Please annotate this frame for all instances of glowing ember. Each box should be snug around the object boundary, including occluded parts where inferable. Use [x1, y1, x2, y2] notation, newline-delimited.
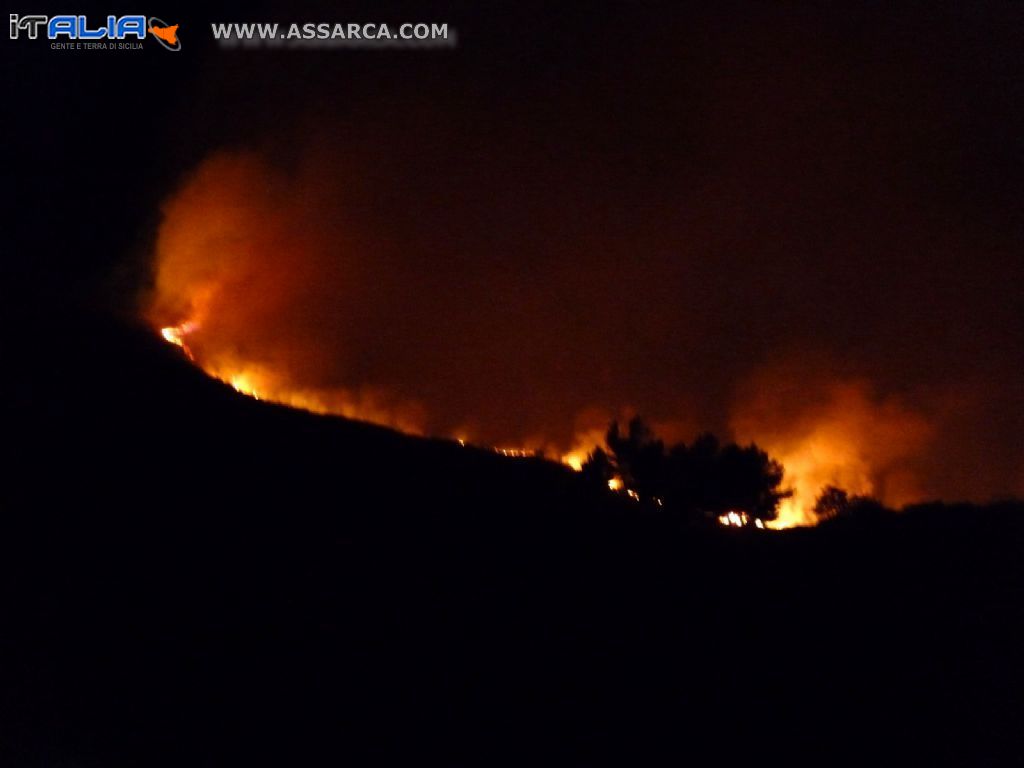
[607, 477, 624, 492]
[562, 452, 586, 472]
[227, 373, 261, 399]
[495, 447, 536, 458]
[718, 510, 750, 528]
[715, 510, 768, 529]
[160, 326, 183, 346]
[159, 321, 198, 360]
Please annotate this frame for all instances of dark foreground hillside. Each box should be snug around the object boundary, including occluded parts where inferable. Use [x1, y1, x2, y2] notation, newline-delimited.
[3, 308, 1022, 766]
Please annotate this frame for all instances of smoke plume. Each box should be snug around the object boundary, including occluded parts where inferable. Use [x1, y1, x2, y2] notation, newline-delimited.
[143, 4, 1024, 523]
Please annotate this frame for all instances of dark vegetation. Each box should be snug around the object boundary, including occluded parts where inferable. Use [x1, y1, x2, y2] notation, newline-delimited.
[583, 416, 791, 524]
[2, 307, 1023, 766]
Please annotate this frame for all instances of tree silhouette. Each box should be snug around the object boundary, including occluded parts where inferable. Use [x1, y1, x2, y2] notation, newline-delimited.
[714, 442, 789, 520]
[584, 418, 791, 524]
[814, 486, 850, 521]
[580, 446, 614, 490]
[606, 417, 665, 499]
[845, 494, 891, 522]
[813, 486, 894, 524]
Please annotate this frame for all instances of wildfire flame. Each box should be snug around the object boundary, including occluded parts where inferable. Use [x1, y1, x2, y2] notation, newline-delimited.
[158, 319, 921, 531]
[148, 154, 935, 531]
[733, 380, 932, 529]
[158, 319, 599, 467]
[716, 510, 765, 529]
[155, 320, 879, 531]
[162, 319, 264, 398]
[562, 452, 587, 472]
[160, 321, 197, 359]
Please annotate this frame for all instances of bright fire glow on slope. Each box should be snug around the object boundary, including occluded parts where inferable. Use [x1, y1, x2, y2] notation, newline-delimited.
[160, 321, 197, 357]
[158, 319, 931, 530]
[733, 380, 933, 528]
[157, 319, 426, 432]
[149, 153, 936, 530]
[158, 319, 925, 529]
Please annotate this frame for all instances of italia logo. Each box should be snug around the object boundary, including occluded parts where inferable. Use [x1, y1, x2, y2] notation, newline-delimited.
[148, 16, 179, 50]
[9, 14, 181, 50]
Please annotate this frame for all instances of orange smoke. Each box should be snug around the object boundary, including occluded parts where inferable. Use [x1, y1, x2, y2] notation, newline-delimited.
[147, 151, 426, 434]
[731, 375, 933, 527]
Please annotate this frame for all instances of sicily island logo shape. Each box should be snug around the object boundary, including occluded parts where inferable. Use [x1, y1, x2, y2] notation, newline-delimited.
[148, 17, 180, 50]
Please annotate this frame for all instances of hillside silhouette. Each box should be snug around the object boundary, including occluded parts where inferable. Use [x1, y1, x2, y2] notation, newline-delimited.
[2, 306, 1022, 766]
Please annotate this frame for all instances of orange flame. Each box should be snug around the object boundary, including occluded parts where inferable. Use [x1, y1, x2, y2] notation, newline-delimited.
[158, 313, 924, 530]
[733, 379, 932, 528]
[149, 153, 934, 527]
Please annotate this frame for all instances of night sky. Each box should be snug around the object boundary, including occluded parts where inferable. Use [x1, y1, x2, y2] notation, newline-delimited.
[7, 2, 1024, 510]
